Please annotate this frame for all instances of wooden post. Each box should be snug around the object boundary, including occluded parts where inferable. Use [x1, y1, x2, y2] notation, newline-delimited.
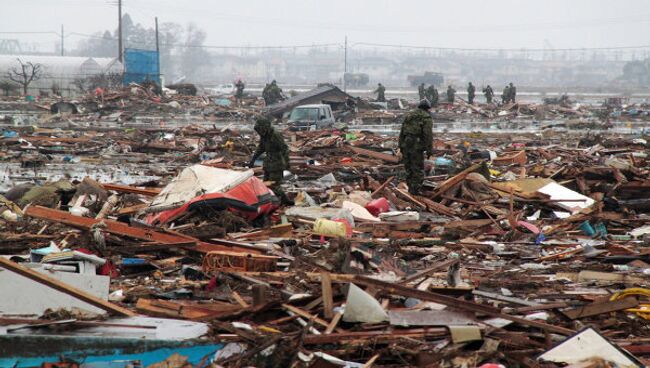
[252, 284, 268, 306]
[321, 272, 333, 319]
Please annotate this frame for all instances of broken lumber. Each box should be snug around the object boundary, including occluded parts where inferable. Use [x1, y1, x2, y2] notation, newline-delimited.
[24, 205, 258, 254]
[352, 275, 574, 335]
[430, 163, 482, 199]
[102, 183, 161, 196]
[562, 297, 639, 320]
[349, 146, 400, 164]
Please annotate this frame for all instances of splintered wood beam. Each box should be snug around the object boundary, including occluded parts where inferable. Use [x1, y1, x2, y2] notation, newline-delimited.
[349, 146, 400, 164]
[24, 205, 257, 254]
[321, 272, 334, 319]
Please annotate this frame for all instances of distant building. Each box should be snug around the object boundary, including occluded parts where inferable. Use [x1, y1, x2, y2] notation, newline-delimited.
[0, 55, 122, 96]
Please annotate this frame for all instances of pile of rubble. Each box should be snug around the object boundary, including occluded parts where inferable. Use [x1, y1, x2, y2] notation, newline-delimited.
[1, 88, 650, 367]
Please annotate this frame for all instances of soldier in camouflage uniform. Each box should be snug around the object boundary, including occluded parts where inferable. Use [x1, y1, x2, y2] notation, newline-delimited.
[483, 85, 494, 104]
[399, 99, 433, 195]
[426, 85, 439, 107]
[501, 85, 510, 104]
[235, 79, 245, 100]
[508, 82, 516, 103]
[418, 83, 426, 100]
[446, 85, 456, 103]
[467, 82, 476, 104]
[374, 83, 386, 102]
[270, 80, 284, 104]
[262, 83, 271, 105]
[249, 117, 291, 204]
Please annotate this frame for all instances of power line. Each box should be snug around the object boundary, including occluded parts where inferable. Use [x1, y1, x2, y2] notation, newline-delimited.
[66, 32, 342, 50]
[353, 42, 650, 53]
[123, 2, 650, 34]
[0, 32, 59, 36]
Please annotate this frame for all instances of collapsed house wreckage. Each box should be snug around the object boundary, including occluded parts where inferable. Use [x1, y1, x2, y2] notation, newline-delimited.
[2, 84, 650, 367]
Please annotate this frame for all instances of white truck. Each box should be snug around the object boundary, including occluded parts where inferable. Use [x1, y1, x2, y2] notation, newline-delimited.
[287, 104, 335, 131]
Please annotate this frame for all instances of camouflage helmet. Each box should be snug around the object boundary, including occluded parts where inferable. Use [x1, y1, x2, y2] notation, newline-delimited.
[418, 98, 431, 110]
[254, 117, 272, 135]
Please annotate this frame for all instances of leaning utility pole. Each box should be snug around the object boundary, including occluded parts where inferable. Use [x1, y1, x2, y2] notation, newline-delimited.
[60, 25, 64, 56]
[343, 36, 348, 92]
[155, 16, 161, 84]
[118, 0, 123, 63]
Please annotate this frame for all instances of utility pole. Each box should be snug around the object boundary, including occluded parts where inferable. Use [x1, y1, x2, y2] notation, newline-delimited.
[155, 16, 161, 85]
[343, 36, 348, 92]
[60, 25, 64, 56]
[118, 0, 123, 63]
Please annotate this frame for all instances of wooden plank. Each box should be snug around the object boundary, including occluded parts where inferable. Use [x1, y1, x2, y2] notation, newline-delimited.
[514, 302, 569, 313]
[352, 275, 574, 335]
[102, 183, 161, 196]
[282, 304, 330, 328]
[117, 203, 149, 215]
[349, 146, 400, 164]
[230, 223, 293, 240]
[399, 259, 458, 285]
[232, 291, 249, 308]
[362, 354, 381, 368]
[321, 272, 334, 319]
[0, 257, 134, 317]
[304, 296, 323, 311]
[430, 163, 482, 199]
[562, 297, 639, 320]
[473, 290, 541, 307]
[303, 328, 448, 344]
[444, 219, 493, 229]
[414, 194, 458, 217]
[394, 188, 426, 209]
[24, 205, 257, 254]
[371, 176, 395, 198]
[325, 311, 342, 334]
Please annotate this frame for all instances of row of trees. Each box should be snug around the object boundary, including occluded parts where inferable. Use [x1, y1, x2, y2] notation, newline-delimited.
[73, 14, 212, 83]
[0, 14, 213, 96]
[620, 59, 650, 86]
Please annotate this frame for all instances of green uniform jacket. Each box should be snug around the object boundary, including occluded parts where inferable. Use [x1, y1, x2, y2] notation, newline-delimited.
[468, 85, 475, 97]
[253, 130, 290, 173]
[399, 108, 433, 155]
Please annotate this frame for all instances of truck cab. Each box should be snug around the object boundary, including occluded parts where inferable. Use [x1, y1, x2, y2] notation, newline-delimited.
[287, 104, 335, 131]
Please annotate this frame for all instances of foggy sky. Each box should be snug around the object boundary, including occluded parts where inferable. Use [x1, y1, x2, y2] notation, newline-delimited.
[3, 0, 650, 53]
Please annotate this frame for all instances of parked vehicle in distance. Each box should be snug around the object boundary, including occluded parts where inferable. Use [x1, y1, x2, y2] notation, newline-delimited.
[287, 104, 335, 131]
[205, 83, 235, 96]
[407, 71, 444, 87]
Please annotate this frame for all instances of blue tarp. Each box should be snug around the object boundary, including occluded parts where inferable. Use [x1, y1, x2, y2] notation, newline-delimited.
[123, 48, 160, 86]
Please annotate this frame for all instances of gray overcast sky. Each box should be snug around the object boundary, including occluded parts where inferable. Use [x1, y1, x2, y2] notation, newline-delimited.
[3, 0, 650, 52]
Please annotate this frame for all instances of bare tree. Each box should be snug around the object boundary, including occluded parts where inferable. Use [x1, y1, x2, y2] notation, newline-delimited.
[7, 58, 43, 95]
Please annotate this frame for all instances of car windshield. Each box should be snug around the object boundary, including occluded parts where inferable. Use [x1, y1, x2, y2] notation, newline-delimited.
[289, 108, 319, 121]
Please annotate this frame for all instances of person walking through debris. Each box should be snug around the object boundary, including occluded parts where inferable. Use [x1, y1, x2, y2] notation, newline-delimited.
[483, 84, 494, 104]
[249, 117, 291, 205]
[418, 83, 426, 100]
[446, 85, 456, 103]
[508, 82, 517, 103]
[426, 85, 439, 106]
[467, 82, 476, 104]
[235, 79, 245, 102]
[267, 80, 284, 105]
[502, 85, 510, 104]
[399, 99, 433, 195]
[374, 83, 386, 102]
[262, 83, 272, 105]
